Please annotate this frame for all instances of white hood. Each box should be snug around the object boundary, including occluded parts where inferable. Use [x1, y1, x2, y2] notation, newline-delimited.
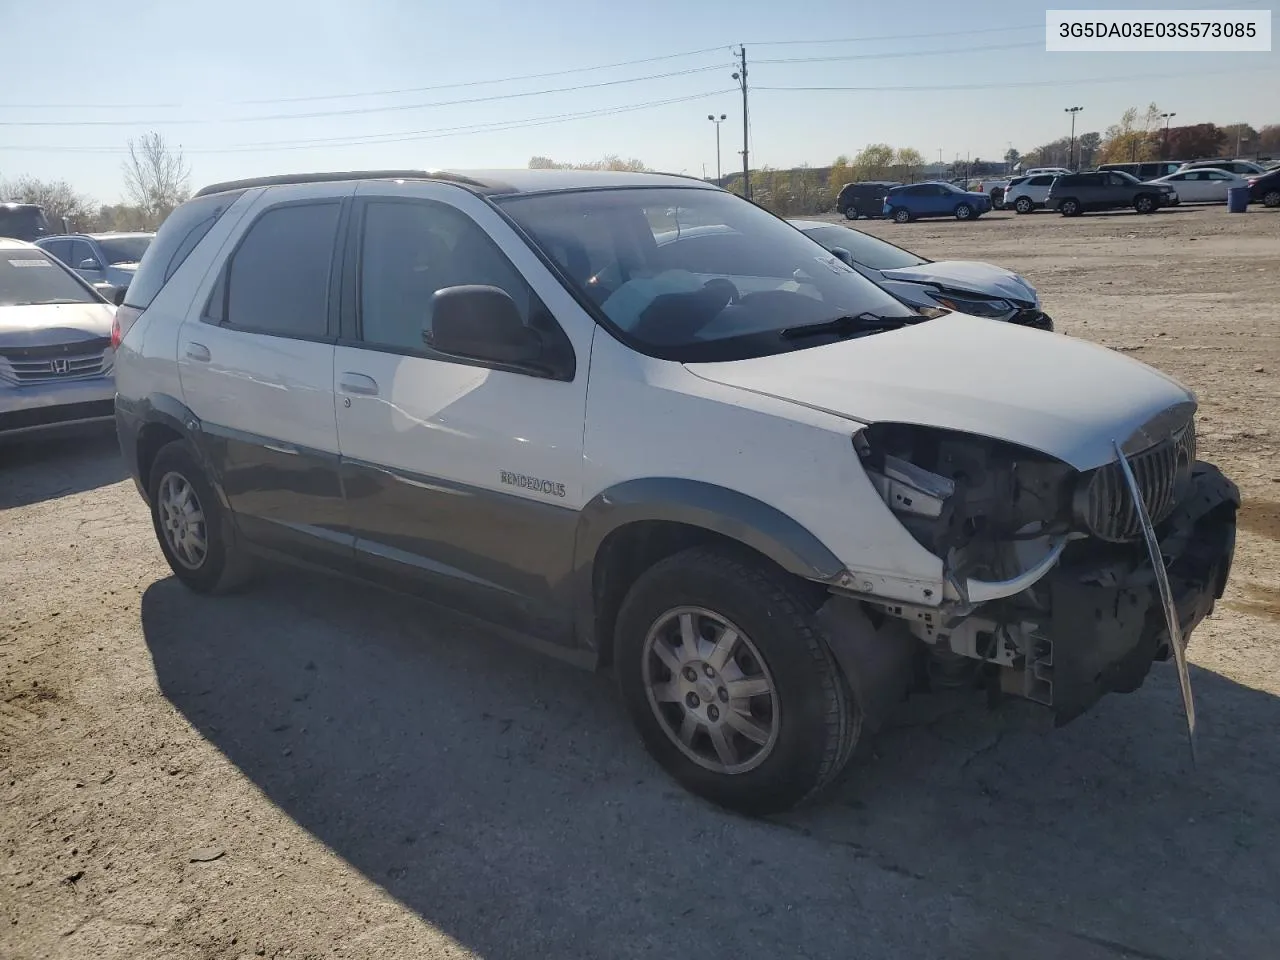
[686, 313, 1194, 471]
[0, 302, 115, 348]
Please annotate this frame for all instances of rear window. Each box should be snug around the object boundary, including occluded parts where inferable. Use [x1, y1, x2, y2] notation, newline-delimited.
[123, 191, 244, 309]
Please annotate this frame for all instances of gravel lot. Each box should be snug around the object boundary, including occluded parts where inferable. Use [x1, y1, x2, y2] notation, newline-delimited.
[2, 203, 1278, 960]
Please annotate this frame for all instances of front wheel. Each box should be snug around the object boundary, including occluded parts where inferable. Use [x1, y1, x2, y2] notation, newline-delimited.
[1059, 198, 1081, 217]
[892, 207, 911, 223]
[1014, 196, 1034, 214]
[1262, 189, 1280, 208]
[1134, 194, 1157, 214]
[616, 548, 860, 815]
[843, 206, 859, 220]
[954, 203, 974, 221]
[148, 440, 253, 594]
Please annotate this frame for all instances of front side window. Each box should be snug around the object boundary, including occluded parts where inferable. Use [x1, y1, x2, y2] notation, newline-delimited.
[358, 199, 555, 354]
[798, 225, 927, 271]
[221, 202, 340, 338]
[499, 186, 916, 362]
[69, 240, 100, 269]
[96, 236, 152, 265]
[0, 249, 99, 306]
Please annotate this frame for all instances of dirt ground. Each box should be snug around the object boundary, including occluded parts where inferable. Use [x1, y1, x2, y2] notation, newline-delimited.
[2, 203, 1278, 960]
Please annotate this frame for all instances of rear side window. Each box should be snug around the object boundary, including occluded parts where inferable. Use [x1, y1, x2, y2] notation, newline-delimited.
[123, 191, 244, 309]
[1030, 176, 1054, 186]
[218, 202, 340, 339]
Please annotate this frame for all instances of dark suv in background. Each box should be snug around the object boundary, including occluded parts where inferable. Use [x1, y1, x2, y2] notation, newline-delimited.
[1047, 171, 1176, 216]
[835, 181, 900, 220]
[0, 202, 53, 242]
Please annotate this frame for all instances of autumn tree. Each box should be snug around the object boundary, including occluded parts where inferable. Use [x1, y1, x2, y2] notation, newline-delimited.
[1220, 122, 1259, 156]
[122, 132, 191, 228]
[1077, 132, 1102, 168]
[1099, 104, 1162, 163]
[1257, 125, 1280, 156]
[893, 147, 924, 181]
[849, 143, 896, 180]
[527, 155, 648, 171]
[0, 176, 93, 230]
[1165, 124, 1226, 161]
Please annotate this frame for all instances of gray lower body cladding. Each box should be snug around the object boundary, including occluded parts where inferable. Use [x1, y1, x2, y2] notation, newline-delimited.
[1023, 462, 1238, 724]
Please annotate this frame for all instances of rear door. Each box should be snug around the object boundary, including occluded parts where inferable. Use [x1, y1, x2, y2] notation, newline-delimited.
[176, 185, 351, 563]
[331, 182, 591, 643]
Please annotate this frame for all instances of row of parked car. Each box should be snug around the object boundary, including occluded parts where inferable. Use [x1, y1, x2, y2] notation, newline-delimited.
[837, 158, 1280, 222]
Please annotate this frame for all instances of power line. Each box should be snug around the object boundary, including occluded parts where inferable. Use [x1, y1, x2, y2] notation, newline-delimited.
[0, 63, 732, 127]
[0, 90, 736, 155]
[755, 40, 1041, 64]
[747, 23, 1041, 45]
[757, 64, 1278, 94]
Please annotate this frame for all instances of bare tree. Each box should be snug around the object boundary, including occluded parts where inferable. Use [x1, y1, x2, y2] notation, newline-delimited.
[122, 132, 191, 228]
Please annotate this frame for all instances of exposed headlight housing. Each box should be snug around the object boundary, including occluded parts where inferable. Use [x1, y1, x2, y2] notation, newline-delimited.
[932, 293, 1014, 319]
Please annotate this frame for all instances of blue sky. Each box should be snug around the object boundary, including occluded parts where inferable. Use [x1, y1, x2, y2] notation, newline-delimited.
[2, 0, 1277, 202]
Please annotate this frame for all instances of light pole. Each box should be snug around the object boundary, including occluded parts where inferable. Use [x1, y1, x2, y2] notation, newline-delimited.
[1236, 128, 1249, 158]
[1064, 106, 1083, 170]
[1160, 112, 1176, 159]
[707, 113, 727, 183]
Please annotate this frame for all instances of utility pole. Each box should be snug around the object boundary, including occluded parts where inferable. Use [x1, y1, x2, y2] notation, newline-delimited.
[1064, 106, 1083, 170]
[1159, 112, 1176, 159]
[733, 47, 750, 200]
[708, 113, 727, 183]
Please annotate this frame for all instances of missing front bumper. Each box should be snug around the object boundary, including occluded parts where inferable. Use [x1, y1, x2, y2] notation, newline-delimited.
[1025, 462, 1238, 725]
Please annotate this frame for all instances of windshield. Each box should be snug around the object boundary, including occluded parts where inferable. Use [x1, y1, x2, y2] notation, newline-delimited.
[499, 187, 917, 361]
[0, 206, 52, 242]
[96, 235, 152, 265]
[0, 249, 98, 306]
[797, 224, 927, 271]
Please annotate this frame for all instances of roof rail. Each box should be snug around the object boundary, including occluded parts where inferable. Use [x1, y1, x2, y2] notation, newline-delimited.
[193, 169, 490, 198]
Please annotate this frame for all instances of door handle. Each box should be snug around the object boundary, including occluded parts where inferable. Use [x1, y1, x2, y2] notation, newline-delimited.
[185, 342, 211, 363]
[339, 373, 379, 396]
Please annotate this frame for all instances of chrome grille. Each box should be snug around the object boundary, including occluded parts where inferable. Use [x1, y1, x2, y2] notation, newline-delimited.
[1077, 420, 1196, 542]
[0, 338, 111, 385]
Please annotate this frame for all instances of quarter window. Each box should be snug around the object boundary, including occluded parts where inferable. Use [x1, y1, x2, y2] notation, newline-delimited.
[222, 202, 340, 338]
[357, 200, 550, 355]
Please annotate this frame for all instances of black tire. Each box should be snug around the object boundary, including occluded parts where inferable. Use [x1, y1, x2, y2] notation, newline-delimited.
[1014, 196, 1033, 214]
[891, 207, 911, 223]
[954, 203, 974, 221]
[1059, 198, 1081, 217]
[1263, 189, 1280, 208]
[843, 206, 859, 220]
[148, 440, 253, 594]
[615, 547, 860, 816]
[1134, 194, 1157, 214]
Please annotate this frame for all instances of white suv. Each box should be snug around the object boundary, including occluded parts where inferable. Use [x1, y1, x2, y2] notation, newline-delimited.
[1005, 173, 1059, 213]
[114, 170, 1239, 814]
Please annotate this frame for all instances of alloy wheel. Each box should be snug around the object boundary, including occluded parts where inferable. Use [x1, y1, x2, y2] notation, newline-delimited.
[158, 471, 208, 570]
[641, 606, 780, 775]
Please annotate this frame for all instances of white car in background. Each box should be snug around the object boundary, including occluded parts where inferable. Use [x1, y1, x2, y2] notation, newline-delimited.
[0, 239, 117, 439]
[1020, 167, 1073, 178]
[1004, 173, 1059, 213]
[1147, 169, 1248, 204]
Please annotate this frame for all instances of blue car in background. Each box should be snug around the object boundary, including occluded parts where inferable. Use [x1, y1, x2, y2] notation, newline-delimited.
[882, 181, 991, 223]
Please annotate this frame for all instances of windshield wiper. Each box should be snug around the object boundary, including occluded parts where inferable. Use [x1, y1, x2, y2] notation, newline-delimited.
[780, 312, 911, 340]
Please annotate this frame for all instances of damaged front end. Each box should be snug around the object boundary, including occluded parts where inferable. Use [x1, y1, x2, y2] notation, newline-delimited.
[849, 414, 1239, 725]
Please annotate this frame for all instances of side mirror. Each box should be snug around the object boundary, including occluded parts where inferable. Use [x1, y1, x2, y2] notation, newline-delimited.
[78, 258, 101, 271]
[829, 246, 855, 267]
[427, 285, 541, 367]
[112, 287, 127, 307]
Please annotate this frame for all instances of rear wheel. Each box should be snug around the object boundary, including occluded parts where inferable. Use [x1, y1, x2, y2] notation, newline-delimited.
[1059, 198, 1081, 217]
[1014, 196, 1034, 214]
[892, 207, 911, 223]
[148, 440, 252, 594]
[616, 548, 860, 815]
[1134, 194, 1157, 214]
[954, 203, 974, 221]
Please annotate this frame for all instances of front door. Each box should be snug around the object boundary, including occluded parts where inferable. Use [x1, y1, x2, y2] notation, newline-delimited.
[177, 187, 351, 563]
[332, 183, 592, 644]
